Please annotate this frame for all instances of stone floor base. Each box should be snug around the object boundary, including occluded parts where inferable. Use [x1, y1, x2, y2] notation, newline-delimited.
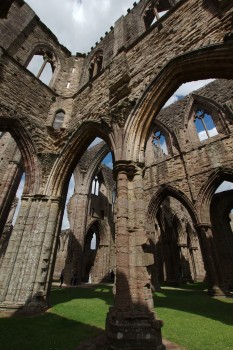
[75, 334, 185, 350]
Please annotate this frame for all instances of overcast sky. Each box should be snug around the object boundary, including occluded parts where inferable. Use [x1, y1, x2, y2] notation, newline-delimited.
[25, 0, 134, 54]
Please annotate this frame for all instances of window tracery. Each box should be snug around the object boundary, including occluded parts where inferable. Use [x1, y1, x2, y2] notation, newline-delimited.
[152, 130, 169, 156]
[194, 109, 218, 141]
[26, 49, 55, 86]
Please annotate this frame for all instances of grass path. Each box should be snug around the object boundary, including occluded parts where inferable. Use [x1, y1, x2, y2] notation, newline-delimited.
[0, 283, 232, 350]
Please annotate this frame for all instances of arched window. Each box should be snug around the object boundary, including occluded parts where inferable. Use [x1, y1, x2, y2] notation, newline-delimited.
[90, 232, 97, 250]
[91, 176, 99, 195]
[152, 130, 169, 156]
[194, 109, 218, 141]
[53, 110, 65, 130]
[27, 50, 54, 85]
[89, 51, 103, 80]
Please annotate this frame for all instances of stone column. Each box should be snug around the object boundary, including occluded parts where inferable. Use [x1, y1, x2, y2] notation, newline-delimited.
[0, 133, 23, 236]
[106, 162, 165, 350]
[0, 194, 63, 313]
[195, 223, 227, 295]
[67, 191, 89, 284]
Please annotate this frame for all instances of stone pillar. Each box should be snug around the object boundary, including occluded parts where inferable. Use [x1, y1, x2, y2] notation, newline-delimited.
[106, 162, 165, 350]
[67, 191, 89, 284]
[0, 133, 23, 236]
[195, 223, 227, 295]
[0, 195, 63, 313]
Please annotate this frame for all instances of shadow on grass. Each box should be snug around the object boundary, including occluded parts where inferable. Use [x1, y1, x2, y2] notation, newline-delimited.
[0, 284, 114, 350]
[154, 282, 233, 326]
[0, 312, 104, 350]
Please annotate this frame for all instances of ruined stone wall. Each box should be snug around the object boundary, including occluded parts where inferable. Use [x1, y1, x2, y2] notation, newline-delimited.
[144, 79, 233, 204]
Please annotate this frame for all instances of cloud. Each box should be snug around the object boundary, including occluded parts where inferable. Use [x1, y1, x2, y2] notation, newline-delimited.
[215, 181, 233, 193]
[163, 79, 215, 108]
[25, 0, 134, 53]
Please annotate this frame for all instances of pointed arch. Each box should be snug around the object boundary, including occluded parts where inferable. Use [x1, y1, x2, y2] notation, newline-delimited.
[45, 121, 115, 197]
[85, 219, 108, 245]
[24, 43, 61, 88]
[182, 93, 230, 144]
[146, 185, 199, 232]
[124, 43, 233, 163]
[0, 104, 40, 194]
[196, 167, 233, 223]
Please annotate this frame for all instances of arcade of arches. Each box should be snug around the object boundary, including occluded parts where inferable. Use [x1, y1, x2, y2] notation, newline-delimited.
[0, 1, 233, 349]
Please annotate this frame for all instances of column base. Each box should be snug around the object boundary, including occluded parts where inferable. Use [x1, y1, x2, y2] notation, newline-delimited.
[106, 307, 166, 350]
[0, 294, 49, 315]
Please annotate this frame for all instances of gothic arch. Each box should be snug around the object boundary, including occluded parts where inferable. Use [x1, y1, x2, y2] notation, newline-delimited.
[124, 43, 233, 163]
[147, 118, 179, 159]
[24, 43, 61, 87]
[85, 219, 108, 245]
[74, 142, 110, 193]
[146, 185, 199, 231]
[183, 93, 230, 143]
[45, 121, 115, 197]
[196, 167, 233, 224]
[0, 105, 40, 194]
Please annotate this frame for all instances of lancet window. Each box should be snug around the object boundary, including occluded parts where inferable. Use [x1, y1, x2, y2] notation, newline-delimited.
[91, 176, 100, 195]
[194, 109, 218, 141]
[152, 130, 169, 156]
[53, 110, 65, 130]
[27, 50, 54, 85]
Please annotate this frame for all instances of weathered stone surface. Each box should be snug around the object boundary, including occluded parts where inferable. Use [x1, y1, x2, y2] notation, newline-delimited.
[0, 0, 233, 349]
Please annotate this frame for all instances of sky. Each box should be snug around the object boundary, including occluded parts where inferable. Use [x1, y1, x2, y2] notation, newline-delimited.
[12, 1, 230, 228]
[25, 0, 135, 54]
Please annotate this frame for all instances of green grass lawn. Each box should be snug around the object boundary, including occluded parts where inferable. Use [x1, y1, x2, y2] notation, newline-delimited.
[0, 283, 232, 350]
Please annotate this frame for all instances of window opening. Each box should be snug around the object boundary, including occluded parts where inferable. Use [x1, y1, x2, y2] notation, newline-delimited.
[27, 53, 53, 85]
[91, 176, 99, 195]
[90, 233, 97, 250]
[194, 109, 218, 141]
[143, 1, 169, 29]
[53, 110, 65, 130]
[89, 51, 103, 80]
[153, 130, 168, 156]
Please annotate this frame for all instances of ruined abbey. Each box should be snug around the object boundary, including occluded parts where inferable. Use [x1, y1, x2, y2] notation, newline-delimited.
[0, 0, 233, 349]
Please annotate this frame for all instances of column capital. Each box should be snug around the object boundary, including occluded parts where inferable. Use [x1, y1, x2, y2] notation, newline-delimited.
[113, 160, 144, 180]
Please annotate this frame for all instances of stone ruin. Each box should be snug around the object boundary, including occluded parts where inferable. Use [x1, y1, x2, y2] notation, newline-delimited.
[0, 0, 233, 349]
